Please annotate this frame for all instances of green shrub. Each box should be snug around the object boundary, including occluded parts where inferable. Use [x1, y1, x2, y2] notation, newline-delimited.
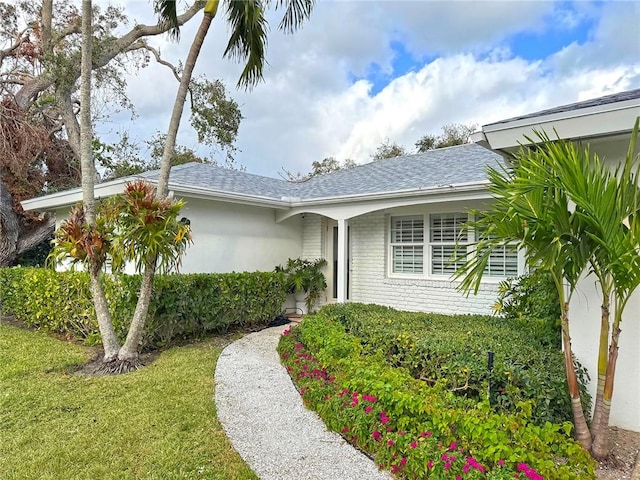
[317, 303, 588, 426]
[0, 267, 286, 348]
[494, 271, 561, 347]
[278, 312, 595, 480]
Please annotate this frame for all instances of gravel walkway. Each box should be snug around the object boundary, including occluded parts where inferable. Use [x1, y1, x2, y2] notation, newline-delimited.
[214, 324, 393, 480]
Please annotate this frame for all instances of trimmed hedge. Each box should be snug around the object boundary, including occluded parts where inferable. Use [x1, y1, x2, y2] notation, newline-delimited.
[0, 267, 286, 348]
[317, 303, 589, 426]
[278, 309, 596, 479]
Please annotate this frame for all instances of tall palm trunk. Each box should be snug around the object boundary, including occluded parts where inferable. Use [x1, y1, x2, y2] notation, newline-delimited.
[80, 0, 120, 360]
[560, 301, 592, 450]
[591, 308, 623, 459]
[590, 292, 611, 441]
[156, 0, 219, 199]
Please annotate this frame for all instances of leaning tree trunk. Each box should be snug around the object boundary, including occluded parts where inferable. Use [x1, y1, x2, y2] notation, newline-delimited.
[79, 0, 121, 360]
[591, 314, 622, 460]
[116, 257, 157, 370]
[156, 2, 218, 199]
[560, 303, 592, 451]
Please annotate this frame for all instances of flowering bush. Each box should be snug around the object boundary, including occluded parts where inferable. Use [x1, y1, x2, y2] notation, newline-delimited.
[278, 313, 595, 480]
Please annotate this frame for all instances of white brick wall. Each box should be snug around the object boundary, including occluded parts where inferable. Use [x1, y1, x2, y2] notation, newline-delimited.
[349, 211, 498, 315]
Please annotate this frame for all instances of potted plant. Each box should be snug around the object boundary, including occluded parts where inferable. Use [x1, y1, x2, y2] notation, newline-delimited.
[276, 258, 327, 312]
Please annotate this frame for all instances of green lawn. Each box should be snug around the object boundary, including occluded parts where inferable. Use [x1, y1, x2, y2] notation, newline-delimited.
[0, 322, 257, 480]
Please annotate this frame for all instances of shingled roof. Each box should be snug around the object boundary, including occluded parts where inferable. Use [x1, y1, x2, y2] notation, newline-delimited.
[485, 88, 640, 126]
[141, 143, 503, 203]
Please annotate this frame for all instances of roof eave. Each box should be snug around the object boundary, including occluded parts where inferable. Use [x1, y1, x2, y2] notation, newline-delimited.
[480, 98, 640, 151]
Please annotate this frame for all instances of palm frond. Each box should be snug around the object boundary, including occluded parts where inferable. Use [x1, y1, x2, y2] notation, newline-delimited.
[153, 0, 182, 41]
[223, 0, 268, 90]
[273, 0, 314, 33]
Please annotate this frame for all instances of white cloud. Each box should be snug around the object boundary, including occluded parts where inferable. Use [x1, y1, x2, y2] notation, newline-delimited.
[101, 0, 640, 177]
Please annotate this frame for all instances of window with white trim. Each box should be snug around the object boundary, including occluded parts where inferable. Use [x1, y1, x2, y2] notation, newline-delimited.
[389, 213, 520, 278]
[430, 212, 468, 275]
[390, 216, 424, 274]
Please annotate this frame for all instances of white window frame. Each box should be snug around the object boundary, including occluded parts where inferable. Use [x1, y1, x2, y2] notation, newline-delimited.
[389, 215, 424, 275]
[388, 212, 522, 280]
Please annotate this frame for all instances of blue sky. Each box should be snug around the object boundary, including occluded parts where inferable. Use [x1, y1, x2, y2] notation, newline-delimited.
[109, 0, 640, 177]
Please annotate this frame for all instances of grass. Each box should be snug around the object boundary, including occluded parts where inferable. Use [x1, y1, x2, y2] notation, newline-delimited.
[0, 322, 258, 480]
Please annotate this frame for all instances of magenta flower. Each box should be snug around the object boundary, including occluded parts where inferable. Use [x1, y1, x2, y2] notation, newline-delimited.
[448, 442, 457, 451]
[498, 459, 505, 466]
[400, 457, 407, 466]
[427, 461, 434, 469]
[387, 439, 394, 446]
[295, 343, 303, 350]
[410, 441, 417, 449]
[364, 406, 372, 414]
[372, 430, 381, 441]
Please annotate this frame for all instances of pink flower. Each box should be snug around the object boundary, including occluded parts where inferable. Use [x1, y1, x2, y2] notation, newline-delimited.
[420, 431, 433, 437]
[282, 328, 291, 335]
[372, 430, 381, 441]
[444, 462, 451, 470]
[448, 442, 457, 451]
[398, 430, 405, 436]
[427, 461, 434, 469]
[498, 459, 505, 466]
[341, 427, 349, 433]
[400, 457, 407, 466]
[364, 406, 372, 414]
[387, 439, 394, 446]
[391, 465, 399, 473]
[295, 343, 303, 350]
[410, 441, 417, 449]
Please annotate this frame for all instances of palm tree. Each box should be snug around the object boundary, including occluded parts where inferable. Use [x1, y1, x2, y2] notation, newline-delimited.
[109, 0, 315, 368]
[456, 119, 640, 458]
[155, 0, 315, 198]
[455, 148, 593, 450]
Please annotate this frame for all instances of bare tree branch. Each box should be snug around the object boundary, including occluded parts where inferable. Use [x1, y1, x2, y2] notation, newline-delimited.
[131, 42, 182, 83]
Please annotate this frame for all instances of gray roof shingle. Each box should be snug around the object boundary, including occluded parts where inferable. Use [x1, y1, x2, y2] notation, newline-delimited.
[141, 143, 503, 203]
[486, 88, 640, 126]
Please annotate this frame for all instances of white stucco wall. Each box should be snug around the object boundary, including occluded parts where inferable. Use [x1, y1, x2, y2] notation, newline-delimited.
[54, 198, 303, 274]
[178, 198, 302, 273]
[347, 209, 499, 315]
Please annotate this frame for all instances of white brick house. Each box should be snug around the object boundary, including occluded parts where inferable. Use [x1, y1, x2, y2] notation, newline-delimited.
[22, 88, 640, 431]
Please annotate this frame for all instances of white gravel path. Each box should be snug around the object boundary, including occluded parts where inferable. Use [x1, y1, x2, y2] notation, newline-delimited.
[214, 324, 393, 480]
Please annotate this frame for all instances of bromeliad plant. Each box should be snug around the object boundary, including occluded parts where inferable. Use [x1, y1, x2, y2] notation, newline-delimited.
[50, 180, 191, 372]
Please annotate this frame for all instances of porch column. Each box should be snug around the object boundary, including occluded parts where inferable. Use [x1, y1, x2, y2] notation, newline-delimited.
[336, 218, 348, 303]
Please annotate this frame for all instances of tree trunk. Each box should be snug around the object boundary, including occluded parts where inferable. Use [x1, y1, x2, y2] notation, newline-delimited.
[89, 270, 120, 361]
[590, 298, 611, 440]
[118, 257, 157, 365]
[79, 0, 95, 225]
[0, 180, 20, 266]
[156, 9, 215, 199]
[561, 303, 592, 450]
[591, 317, 622, 460]
[79, 0, 121, 359]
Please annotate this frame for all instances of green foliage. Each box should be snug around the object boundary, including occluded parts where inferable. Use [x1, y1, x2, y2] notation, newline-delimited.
[415, 122, 477, 152]
[0, 267, 286, 349]
[314, 303, 589, 426]
[371, 139, 407, 161]
[494, 271, 561, 347]
[276, 258, 327, 311]
[279, 309, 595, 479]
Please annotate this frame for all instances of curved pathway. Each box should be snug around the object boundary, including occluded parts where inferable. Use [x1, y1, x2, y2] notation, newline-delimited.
[214, 324, 392, 480]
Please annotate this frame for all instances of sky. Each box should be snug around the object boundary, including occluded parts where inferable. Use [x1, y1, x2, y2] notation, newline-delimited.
[96, 0, 640, 178]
